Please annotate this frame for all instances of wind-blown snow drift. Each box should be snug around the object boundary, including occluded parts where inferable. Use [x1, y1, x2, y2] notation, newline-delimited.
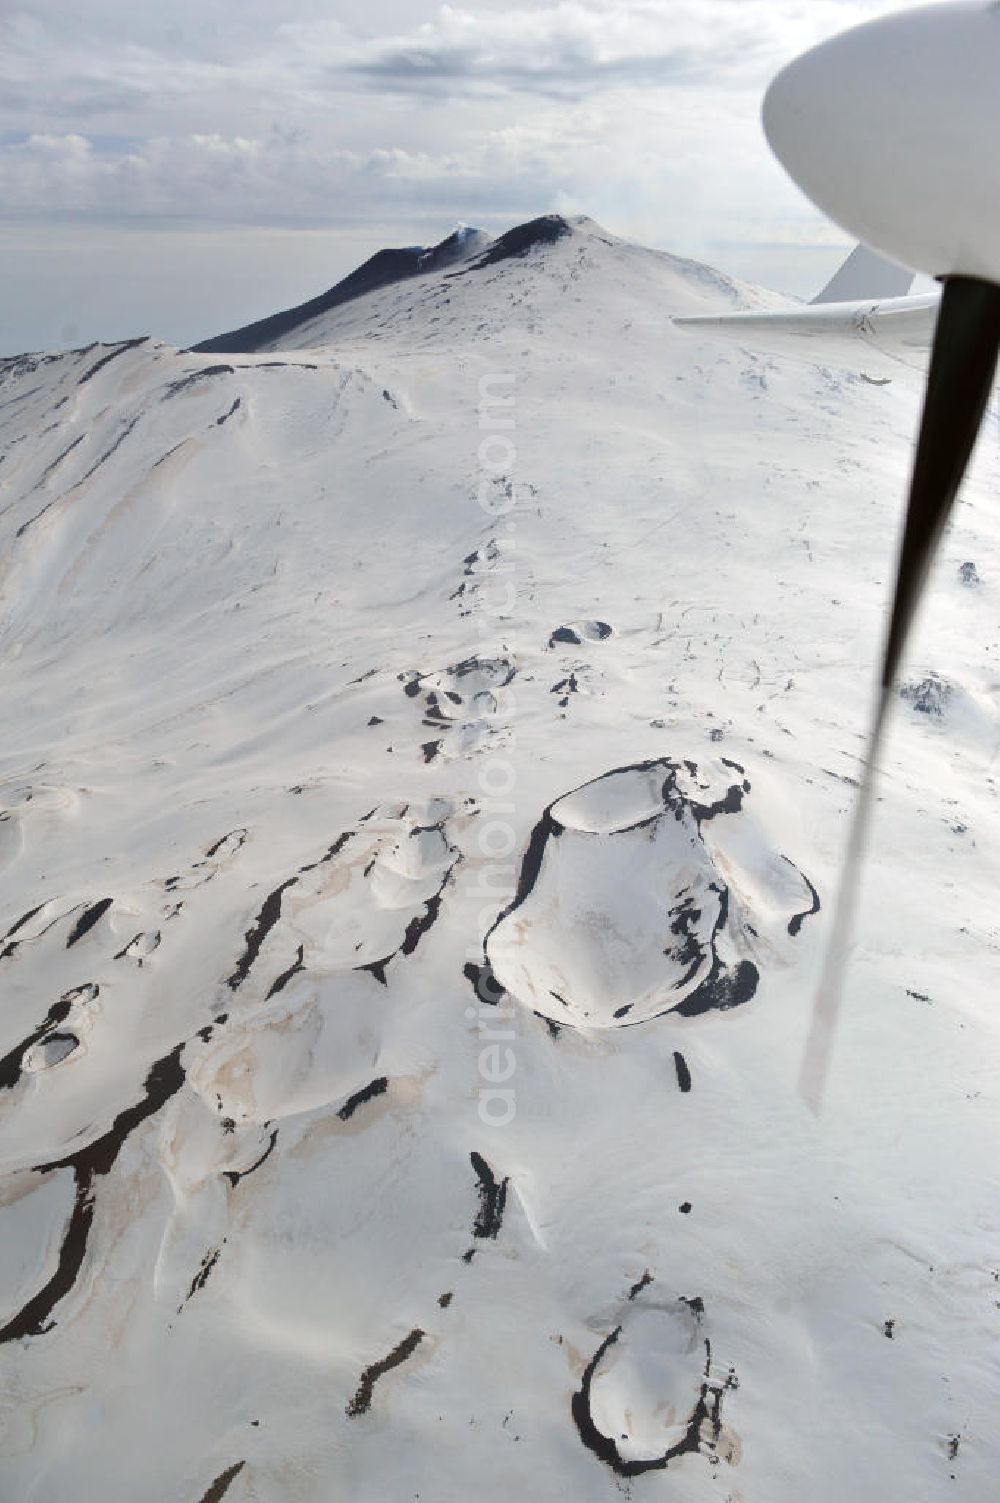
[2, 215, 1000, 1502]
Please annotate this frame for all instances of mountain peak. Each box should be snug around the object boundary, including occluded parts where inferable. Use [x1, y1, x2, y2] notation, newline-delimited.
[461, 214, 574, 270]
[191, 212, 738, 356]
[191, 223, 492, 355]
[192, 216, 623, 354]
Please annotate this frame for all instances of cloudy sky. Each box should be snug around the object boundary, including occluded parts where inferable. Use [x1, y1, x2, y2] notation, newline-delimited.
[0, 0, 908, 353]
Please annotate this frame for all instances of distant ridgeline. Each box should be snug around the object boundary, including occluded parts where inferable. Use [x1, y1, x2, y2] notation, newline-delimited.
[191, 216, 575, 355]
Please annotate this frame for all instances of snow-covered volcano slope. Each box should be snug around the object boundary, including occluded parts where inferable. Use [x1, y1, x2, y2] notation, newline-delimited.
[2, 214, 1000, 1502]
[192, 222, 494, 355]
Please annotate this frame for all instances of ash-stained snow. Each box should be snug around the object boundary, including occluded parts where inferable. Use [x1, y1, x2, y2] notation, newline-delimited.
[2, 216, 1000, 1502]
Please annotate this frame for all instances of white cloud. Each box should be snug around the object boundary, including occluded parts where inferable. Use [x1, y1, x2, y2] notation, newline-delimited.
[0, 128, 560, 222]
[338, 1, 889, 96]
[0, 0, 908, 224]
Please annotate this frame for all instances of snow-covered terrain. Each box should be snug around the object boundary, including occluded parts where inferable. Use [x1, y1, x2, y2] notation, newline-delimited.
[2, 214, 1000, 1502]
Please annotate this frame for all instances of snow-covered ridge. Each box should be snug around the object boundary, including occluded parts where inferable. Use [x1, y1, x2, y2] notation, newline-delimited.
[192, 222, 495, 356]
[2, 215, 1000, 1502]
[191, 212, 769, 357]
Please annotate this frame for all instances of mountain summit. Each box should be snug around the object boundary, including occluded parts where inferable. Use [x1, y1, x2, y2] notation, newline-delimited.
[192, 212, 759, 358]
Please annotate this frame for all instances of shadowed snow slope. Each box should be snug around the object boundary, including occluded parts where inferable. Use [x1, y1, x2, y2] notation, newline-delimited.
[2, 215, 1000, 1502]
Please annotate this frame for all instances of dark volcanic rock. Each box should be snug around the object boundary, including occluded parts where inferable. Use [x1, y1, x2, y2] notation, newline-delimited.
[192, 227, 489, 354]
[901, 674, 952, 718]
[459, 215, 573, 271]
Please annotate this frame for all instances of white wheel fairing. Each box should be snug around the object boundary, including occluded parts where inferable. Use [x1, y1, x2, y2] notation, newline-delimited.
[763, 2, 1000, 284]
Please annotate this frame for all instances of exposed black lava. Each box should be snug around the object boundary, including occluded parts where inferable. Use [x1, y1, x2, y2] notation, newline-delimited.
[674, 954, 759, 1021]
[339, 1077, 389, 1122]
[358, 855, 457, 985]
[298, 828, 356, 874]
[458, 214, 572, 271]
[784, 858, 821, 937]
[0, 1044, 187, 1345]
[163, 365, 234, 399]
[216, 397, 241, 426]
[673, 1052, 692, 1093]
[36, 431, 85, 482]
[73, 413, 143, 490]
[66, 898, 113, 948]
[266, 945, 305, 999]
[182, 1244, 224, 1307]
[152, 439, 189, 470]
[0, 993, 75, 1090]
[548, 620, 612, 647]
[205, 830, 247, 860]
[626, 1270, 654, 1301]
[227, 879, 299, 990]
[197, 1461, 246, 1503]
[225, 1129, 279, 1188]
[463, 959, 507, 1007]
[470, 1151, 508, 1240]
[346, 1328, 425, 1417]
[17, 415, 141, 533]
[1, 901, 48, 946]
[77, 337, 148, 385]
[114, 929, 161, 964]
[550, 671, 582, 708]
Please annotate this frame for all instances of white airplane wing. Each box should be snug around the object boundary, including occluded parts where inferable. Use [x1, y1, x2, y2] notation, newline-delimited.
[673, 291, 939, 370]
